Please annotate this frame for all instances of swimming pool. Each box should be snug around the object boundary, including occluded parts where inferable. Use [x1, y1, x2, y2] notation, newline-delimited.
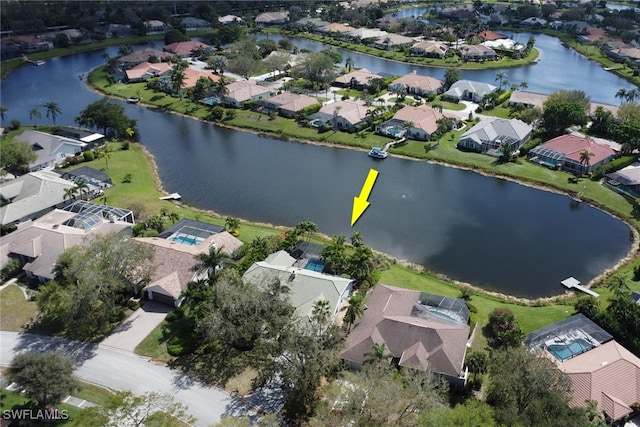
[305, 258, 325, 272]
[547, 338, 594, 361]
[383, 125, 405, 137]
[169, 234, 200, 246]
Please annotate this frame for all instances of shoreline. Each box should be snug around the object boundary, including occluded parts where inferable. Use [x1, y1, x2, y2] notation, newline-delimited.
[87, 74, 639, 305]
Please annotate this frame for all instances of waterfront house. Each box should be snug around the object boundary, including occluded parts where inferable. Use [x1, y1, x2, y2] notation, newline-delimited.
[526, 315, 640, 423]
[605, 162, 640, 198]
[443, 79, 498, 103]
[144, 20, 169, 33]
[529, 134, 617, 174]
[482, 39, 525, 53]
[458, 118, 532, 154]
[509, 91, 548, 109]
[521, 17, 548, 27]
[119, 48, 173, 67]
[318, 22, 353, 35]
[260, 92, 319, 118]
[16, 130, 87, 171]
[388, 71, 444, 96]
[163, 40, 213, 57]
[218, 15, 243, 25]
[255, 12, 289, 26]
[372, 33, 415, 50]
[0, 202, 134, 282]
[411, 40, 449, 58]
[181, 17, 212, 30]
[311, 99, 369, 131]
[125, 61, 173, 83]
[11, 35, 50, 53]
[242, 250, 353, 322]
[459, 45, 497, 61]
[475, 30, 506, 41]
[341, 284, 470, 385]
[334, 68, 383, 90]
[346, 27, 388, 42]
[223, 80, 276, 107]
[377, 105, 459, 141]
[181, 68, 220, 89]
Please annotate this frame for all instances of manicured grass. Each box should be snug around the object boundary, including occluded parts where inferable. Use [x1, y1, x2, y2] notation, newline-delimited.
[134, 315, 193, 363]
[73, 382, 114, 407]
[0, 284, 38, 332]
[0, 389, 83, 426]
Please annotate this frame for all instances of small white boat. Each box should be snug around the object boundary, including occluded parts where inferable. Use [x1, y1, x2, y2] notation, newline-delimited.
[368, 147, 388, 159]
[127, 97, 140, 104]
[34, 60, 46, 66]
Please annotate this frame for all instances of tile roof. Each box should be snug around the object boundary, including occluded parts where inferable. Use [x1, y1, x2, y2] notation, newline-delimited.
[334, 68, 383, 86]
[125, 61, 172, 80]
[16, 129, 86, 170]
[460, 44, 497, 58]
[538, 134, 617, 165]
[264, 92, 319, 112]
[164, 41, 211, 57]
[318, 99, 369, 126]
[391, 105, 458, 135]
[390, 72, 444, 92]
[225, 80, 275, 103]
[444, 79, 498, 99]
[243, 250, 352, 319]
[182, 68, 220, 88]
[411, 40, 449, 56]
[476, 30, 505, 41]
[341, 284, 470, 377]
[460, 118, 532, 145]
[320, 23, 353, 33]
[255, 12, 289, 24]
[510, 90, 548, 108]
[553, 340, 640, 420]
[119, 48, 173, 64]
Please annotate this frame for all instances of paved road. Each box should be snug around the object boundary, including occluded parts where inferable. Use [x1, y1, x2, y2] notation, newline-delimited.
[0, 331, 255, 426]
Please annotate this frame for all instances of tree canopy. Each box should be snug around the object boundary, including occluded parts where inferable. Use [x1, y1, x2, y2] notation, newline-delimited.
[0, 137, 37, 177]
[7, 352, 79, 407]
[76, 98, 139, 139]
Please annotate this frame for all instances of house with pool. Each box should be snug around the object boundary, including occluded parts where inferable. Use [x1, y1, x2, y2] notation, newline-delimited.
[388, 71, 444, 97]
[334, 68, 383, 90]
[526, 314, 640, 423]
[443, 79, 498, 103]
[341, 284, 471, 386]
[528, 134, 617, 174]
[135, 219, 243, 306]
[308, 99, 369, 132]
[242, 249, 353, 323]
[457, 117, 532, 154]
[377, 104, 459, 141]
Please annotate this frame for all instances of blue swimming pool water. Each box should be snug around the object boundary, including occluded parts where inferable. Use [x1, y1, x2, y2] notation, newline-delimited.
[305, 258, 325, 272]
[170, 235, 198, 246]
[547, 338, 593, 361]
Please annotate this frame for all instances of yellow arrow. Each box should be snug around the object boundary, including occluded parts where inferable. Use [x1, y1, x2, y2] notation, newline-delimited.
[351, 168, 379, 226]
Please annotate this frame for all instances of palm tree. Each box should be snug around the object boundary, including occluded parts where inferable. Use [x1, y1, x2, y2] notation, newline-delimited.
[170, 63, 186, 99]
[519, 82, 529, 91]
[349, 245, 375, 286]
[74, 179, 89, 200]
[345, 56, 355, 72]
[63, 186, 77, 202]
[0, 105, 7, 124]
[343, 293, 364, 331]
[44, 102, 62, 125]
[98, 149, 112, 169]
[101, 52, 111, 64]
[615, 88, 628, 104]
[607, 275, 630, 299]
[311, 299, 332, 335]
[193, 245, 231, 283]
[459, 284, 473, 301]
[29, 108, 41, 127]
[224, 216, 240, 236]
[495, 72, 508, 92]
[625, 88, 639, 102]
[579, 149, 594, 173]
[466, 350, 488, 383]
[499, 141, 515, 163]
[350, 231, 363, 247]
[363, 343, 392, 365]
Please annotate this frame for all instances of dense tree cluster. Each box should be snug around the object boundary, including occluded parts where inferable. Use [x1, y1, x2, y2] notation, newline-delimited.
[0, 137, 37, 177]
[75, 98, 139, 139]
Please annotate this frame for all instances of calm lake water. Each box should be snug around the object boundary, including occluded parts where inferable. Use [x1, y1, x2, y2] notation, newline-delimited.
[0, 38, 633, 298]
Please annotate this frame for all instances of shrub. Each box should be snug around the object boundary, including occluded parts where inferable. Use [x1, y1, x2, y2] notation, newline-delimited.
[127, 299, 141, 311]
[83, 150, 95, 162]
[9, 119, 20, 130]
[1, 258, 21, 281]
[132, 222, 147, 237]
[167, 334, 193, 356]
[110, 308, 126, 323]
[165, 308, 183, 322]
[121, 141, 130, 150]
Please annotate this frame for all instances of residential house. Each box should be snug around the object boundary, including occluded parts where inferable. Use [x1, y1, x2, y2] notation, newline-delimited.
[319, 22, 353, 34]
[509, 90, 548, 109]
[181, 68, 221, 89]
[341, 284, 470, 385]
[56, 166, 113, 188]
[242, 250, 353, 321]
[136, 222, 243, 307]
[577, 26, 607, 43]
[218, 15, 243, 25]
[16, 130, 87, 171]
[260, 92, 319, 118]
[521, 17, 548, 27]
[439, 5, 475, 21]
[443, 79, 498, 103]
[11, 35, 50, 53]
[459, 45, 497, 61]
[458, 118, 532, 153]
[119, 48, 173, 67]
[372, 33, 415, 50]
[94, 23, 134, 38]
[377, 105, 459, 141]
[310, 99, 370, 131]
[0, 202, 134, 282]
[526, 314, 640, 423]
[163, 40, 213, 57]
[181, 17, 212, 29]
[223, 80, 276, 107]
[144, 20, 169, 33]
[482, 39, 525, 53]
[604, 162, 640, 198]
[475, 30, 506, 41]
[529, 134, 617, 174]
[605, 43, 640, 67]
[255, 12, 289, 26]
[346, 28, 388, 42]
[53, 127, 106, 149]
[293, 17, 330, 31]
[334, 68, 383, 90]
[388, 71, 444, 96]
[125, 61, 172, 83]
[411, 40, 449, 58]
[375, 15, 399, 30]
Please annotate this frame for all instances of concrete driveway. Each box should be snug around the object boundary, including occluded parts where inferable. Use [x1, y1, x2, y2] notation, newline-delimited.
[100, 301, 171, 352]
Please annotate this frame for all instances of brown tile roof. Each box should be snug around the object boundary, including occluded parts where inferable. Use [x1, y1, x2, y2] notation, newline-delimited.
[125, 62, 172, 80]
[341, 284, 470, 377]
[320, 23, 353, 33]
[225, 80, 275, 103]
[318, 99, 369, 126]
[334, 68, 382, 86]
[264, 92, 319, 113]
[119, 48, 173, 64]
[510, 91, 548, 108]
[182, 68, 220, 88]
[553, 340, 640, 420]
[164, 41, 211, 57]
[411, 40, 449, 56]
[391, 105, 457, 135]
[390, 72, 444, 93]
[476, 30, 505, 41]
[540, 134, 617, 164]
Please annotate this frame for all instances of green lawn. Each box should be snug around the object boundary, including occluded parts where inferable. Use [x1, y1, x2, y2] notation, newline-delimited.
[134, 315, 193, 363]
[0, 389, 83, 426]
[0, 284, 38, 332]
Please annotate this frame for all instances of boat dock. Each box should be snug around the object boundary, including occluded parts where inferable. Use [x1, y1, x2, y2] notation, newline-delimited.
[383, 137, 406, 153]
[561, 277, 599, 297]
[159, 193, 181, 200]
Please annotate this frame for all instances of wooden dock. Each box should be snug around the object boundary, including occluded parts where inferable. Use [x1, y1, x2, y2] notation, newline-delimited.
[561, 277, 599, 297]
[159, 193, 181, 200]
